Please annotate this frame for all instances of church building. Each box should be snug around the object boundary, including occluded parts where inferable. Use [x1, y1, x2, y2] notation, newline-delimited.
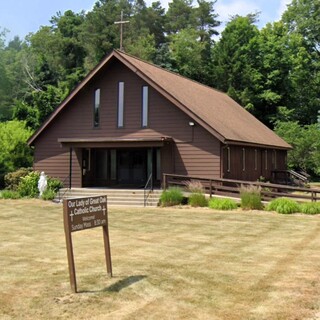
[28, 50, 291, 188]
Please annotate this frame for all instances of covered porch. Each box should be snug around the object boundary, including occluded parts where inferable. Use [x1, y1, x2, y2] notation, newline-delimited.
[58, 137, 173, 189]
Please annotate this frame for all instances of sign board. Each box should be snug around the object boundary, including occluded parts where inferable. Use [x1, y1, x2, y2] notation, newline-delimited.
[63, 195, 112, 293]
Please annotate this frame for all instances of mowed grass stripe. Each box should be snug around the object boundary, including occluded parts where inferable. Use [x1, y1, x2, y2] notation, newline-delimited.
[0, 200, 319, 320]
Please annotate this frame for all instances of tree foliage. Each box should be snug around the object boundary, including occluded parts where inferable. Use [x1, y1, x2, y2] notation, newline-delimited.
[275, 121, 320, 176]
[0, 121, 33, 186]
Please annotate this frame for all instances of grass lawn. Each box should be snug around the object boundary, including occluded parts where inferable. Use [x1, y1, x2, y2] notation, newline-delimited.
[0, 199, 320, 320]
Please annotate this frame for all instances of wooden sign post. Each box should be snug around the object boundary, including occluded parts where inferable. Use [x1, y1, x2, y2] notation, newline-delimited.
[63, 195, 112, 293]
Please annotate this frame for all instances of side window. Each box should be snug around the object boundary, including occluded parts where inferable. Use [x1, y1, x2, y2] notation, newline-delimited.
[242, 148, 246, 171]
[142, 86, 149, 127]
[118, 82, 124, 128]
[94, 88, 100, 128]
[265, 150, 268, 170]
[254, 149, 258, 171]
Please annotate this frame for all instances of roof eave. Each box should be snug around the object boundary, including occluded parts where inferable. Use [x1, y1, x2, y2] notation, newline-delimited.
[224, 139, 292, 150]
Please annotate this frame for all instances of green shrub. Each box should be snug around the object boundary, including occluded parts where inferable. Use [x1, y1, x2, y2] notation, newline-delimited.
[17, 171, 40, 197]
[240, 185, 264, 210]
[0, 190, 21, 199]
[188, 193, 208, 207]
[299, 202, 320, 215]
[267, 198, 300, 214]
[47, 177, 63, 192]
[208, 198, 238, 210]
[41, 188, 56, 201]
[4, 167, 32, 191]
[160, 187, 184, 206]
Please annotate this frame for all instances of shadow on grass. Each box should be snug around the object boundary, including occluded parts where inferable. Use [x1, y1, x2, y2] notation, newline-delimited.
[78, 275, 147, 294]
[105, 275, 147, 293]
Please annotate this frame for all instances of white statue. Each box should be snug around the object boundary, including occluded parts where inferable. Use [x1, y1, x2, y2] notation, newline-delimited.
[38, 171, 47, 197]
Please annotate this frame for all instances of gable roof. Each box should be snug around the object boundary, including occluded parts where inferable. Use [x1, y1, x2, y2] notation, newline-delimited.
[28, 50, 291, 149]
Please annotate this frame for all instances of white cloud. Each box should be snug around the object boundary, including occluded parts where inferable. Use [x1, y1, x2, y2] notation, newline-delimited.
[215, 0, 261, 24]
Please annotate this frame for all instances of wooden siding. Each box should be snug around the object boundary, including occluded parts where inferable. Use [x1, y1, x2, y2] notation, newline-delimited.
[222, 145, 287, 181]
[33, 59, 221, 186]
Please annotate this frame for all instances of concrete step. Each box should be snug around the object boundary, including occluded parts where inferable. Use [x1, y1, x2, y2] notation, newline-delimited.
[55, 188, 162, 207]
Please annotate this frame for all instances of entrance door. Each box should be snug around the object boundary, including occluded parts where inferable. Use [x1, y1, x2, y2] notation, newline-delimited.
[118, 149, 148, 186]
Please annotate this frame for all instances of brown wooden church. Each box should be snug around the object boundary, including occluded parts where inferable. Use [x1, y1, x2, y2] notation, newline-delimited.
[28, 50, 291, 188]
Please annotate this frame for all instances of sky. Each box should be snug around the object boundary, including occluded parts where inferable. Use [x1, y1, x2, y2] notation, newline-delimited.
[1, 0, 292, 42]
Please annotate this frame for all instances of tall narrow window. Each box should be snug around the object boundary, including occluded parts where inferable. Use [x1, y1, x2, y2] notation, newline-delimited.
[274, 150, 277, 170]
[142, 86, 149, 127]
[227, 147, 231, 172]
[118, 82, 124, 127]
[254, 149, 258, 171]
[265, 150, 268, 170]
[94, 88, 100, 127]
[242, 148, 246, 171]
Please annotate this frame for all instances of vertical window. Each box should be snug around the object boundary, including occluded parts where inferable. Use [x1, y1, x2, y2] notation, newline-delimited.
[142, 86, 149, 127]
[265, 150, 268, 170]
[227, 147, 231, 172]
[118, 82, 124, 127]
[94, 89, 100, 127]
[274, 150, 277, 170]
[254, 149, 258, 171]
[242, 148, 246, 171]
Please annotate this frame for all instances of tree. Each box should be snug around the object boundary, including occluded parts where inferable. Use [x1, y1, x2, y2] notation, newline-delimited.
[194, 0, 220, 42]
[282, 0, 320, 55]
[0, 120, 33, 186]
[211, 14, 261, 115]
[275, 121, 320, 176]
[81, 0, 132, 69]
[169, 28, 207, 81]
[165, 0, 195, 34]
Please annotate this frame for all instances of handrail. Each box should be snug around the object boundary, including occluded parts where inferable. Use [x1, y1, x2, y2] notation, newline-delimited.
[57, 175, 71, 202]
[272, 169, 309, 186]
[288, 170, 309, 182]
[144, 173, 153, 207]
[163, 173, 320, 202]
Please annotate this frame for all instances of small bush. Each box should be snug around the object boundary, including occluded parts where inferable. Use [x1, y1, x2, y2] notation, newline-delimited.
[160, 187, 184, 206]
[184, 180, 204, 193]
[41, 188, 56, 201]
[240, 185, 264, 210]
[267, 198, 300, 214]
[299, 202, 320, 215]
[0, 190, 21, 199]
[208, 198, 238, 210]
[18, 171, 40, 197]
[4, 168, 32, 191]
[188, 193, 208, 207]
[47, 177, 63, 192]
